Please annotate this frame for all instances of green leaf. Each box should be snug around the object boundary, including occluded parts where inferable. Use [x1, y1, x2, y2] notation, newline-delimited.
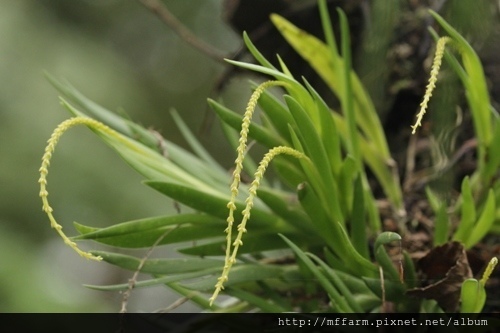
[424, 188, 450, 246]
[324, 248, 344, 273]
[307, 253, 364, 312]
[255, 84, 295, 143]
[402, 251, 418, 289]
[425, 186, 442, 213]
[460, 279, 486, 313]
[70, 216, 227, 251]
[285, 95, 336, 184]
[276, 54, 294, 79]
[374, 232, 403, 284]
[318, 0, 338, 57]
[166, 282, 218, 310]
[362, 277, 405, 302]
[296, 179, 376, 276]
[270, 14, 390, 160]
[73, 214, 221, 240]
[464, 189, 496, 248]
[256, 187, 315, 234]
[454, 177, 476, 242]
[179, 232, 321, 257]
[270, 12, 403, 213]
[92, 251, 223, 274]
[338, 9, 360, 168]
[272, 155, 305, 189]
[170, 109, 227, 176]
[434, 204, 450, 246]
[296, 181, 335, 245]
[47, 74, 141, 137]
[85, 268, 221, 292]
[483, 119, 500, 181]
[162, 140, 230, 193]
[421, 299, 444, 313]
[322, 261, 374, 296]
[279, 234, 353, 312]
[207, 98, 285, 149]
[242, 31, 276, 70]
[180, 264, 284, 291]
[270, 13, 343, 100]
[350, 175, 369, 259]
[144, 181, 280, 228]
[338, 156, 358, 219]
[48, 75, 175, 158]
[60, 99, 224, 196]
[225, 59, 295, 87]
[224, 288, 289, 312]
[364, 188, 382, 233]
[332, 112, 403, 211]
[287, 125, 328, 206]
[303, 79, 342, 176]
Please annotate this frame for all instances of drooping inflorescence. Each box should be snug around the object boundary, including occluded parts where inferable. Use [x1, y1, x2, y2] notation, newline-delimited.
[209, 81, 310, 305]
[222, 81, 287, 273]
[39, 116, 124, 261]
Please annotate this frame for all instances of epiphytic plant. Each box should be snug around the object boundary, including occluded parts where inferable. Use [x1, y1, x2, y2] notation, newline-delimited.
[39, 2, 497, 313]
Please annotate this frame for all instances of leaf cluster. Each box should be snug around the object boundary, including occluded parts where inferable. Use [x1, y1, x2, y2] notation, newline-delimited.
[40, 2, 498, 313]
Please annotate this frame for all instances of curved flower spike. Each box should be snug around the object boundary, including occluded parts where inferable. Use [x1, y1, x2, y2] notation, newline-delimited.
[39, 116, 124, 261]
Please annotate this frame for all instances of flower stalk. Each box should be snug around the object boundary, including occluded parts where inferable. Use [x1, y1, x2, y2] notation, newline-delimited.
[411, 36, 452, 134]
[39, 116, 123, 261]
[210, 80, 309, 305]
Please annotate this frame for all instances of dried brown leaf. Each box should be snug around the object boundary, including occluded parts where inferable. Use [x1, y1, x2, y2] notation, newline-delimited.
[407, 241, 472, 312]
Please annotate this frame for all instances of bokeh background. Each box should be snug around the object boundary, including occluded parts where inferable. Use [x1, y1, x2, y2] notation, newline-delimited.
[0, 0, 242, 312]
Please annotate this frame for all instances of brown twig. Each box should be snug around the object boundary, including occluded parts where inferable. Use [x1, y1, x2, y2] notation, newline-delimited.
[120, 225, 178, 313]
[155, 296, 190, 313]
[137, 0, 227, 64]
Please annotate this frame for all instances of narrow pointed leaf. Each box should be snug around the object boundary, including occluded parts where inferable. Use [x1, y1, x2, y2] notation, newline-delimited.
[90, 251, 223, 274]
[460, 279, 486, 313]
[224, 288, 289, 312]
[279, 234, 353, 312]
[180, 264, 284, 291]
[73, 214, 221, 240]
[465, 189, 496, 248]
[208, 98, 284, 148]
[144, 181, 279, 228]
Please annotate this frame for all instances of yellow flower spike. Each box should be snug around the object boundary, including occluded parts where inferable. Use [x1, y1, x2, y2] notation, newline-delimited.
[221, 80, 288, 290]
[411, 36, 452, 134]
[39, 116, 125, 262]
[480, 257, 498, 287]
[210, 146, 310, 306]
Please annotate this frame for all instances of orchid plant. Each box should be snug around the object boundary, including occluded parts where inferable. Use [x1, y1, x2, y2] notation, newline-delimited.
[39, 1, 497, 313]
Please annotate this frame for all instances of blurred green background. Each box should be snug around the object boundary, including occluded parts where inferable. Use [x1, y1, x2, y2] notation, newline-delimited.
[0, 0, 241, 312]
